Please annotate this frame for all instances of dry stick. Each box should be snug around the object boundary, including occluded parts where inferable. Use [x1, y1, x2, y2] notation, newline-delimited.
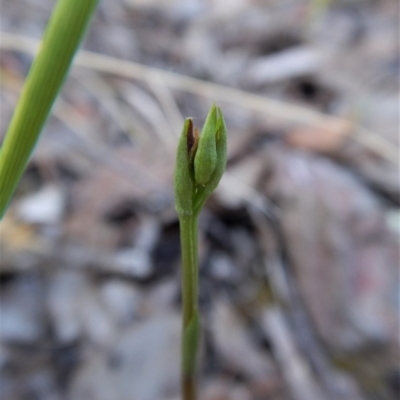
[147, 74, 185, 138]
[262, 308, 328, 400]
[1, 32, 397, 165]
[0, 72, 160, 193]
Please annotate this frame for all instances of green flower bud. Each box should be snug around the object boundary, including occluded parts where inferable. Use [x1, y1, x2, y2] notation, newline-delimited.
[174, 118, 197, 216]
[174, 105, 227, 216]
[194, 104, 218, 185]
[202, 106, 227, 196]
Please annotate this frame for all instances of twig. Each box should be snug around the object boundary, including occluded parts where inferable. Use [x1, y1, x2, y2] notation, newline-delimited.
[1, 32, 397, 165]
[146, 74, 184, 139]
[262, 308, 328, 400]
[0, 72, 160, 192]
[72, 71, 134, 138]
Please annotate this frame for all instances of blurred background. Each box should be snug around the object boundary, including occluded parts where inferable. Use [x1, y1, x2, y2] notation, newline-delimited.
[0, 0, 399, 399]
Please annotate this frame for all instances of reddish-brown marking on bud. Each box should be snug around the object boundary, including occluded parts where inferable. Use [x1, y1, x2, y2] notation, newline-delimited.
[186, 119, 194, 153]
[187, 121, 199, 160]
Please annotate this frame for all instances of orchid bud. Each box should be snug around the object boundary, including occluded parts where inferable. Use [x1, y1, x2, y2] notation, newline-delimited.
[174, 118, 197, 216]
[174, 105, 227, 217]
[202, 106, 227, 196]
[194, 104, 218, 185]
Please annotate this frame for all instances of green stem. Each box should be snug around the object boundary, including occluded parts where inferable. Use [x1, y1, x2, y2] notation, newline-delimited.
[175, 105, 227, 399]
[179, 213, 200, 400]
[180, 214, 198, 323]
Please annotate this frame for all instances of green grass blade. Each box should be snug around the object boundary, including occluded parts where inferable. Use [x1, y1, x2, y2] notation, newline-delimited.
[0, 0, 99, 218]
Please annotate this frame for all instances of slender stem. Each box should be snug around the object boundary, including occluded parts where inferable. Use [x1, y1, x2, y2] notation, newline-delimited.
[175, 105, 226, 399]
[179, 213, 200, 400]
[183, 375, 196, 400]
[180, 214, 198, 324]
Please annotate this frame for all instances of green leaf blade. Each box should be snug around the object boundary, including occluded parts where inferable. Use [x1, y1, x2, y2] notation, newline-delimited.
[194, 104, 218, 186]
[0, 0, 99, 218]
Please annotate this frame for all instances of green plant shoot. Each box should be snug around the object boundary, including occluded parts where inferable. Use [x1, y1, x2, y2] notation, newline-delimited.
[0, 0, 99, 219]
[174, 104, 227, 400]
